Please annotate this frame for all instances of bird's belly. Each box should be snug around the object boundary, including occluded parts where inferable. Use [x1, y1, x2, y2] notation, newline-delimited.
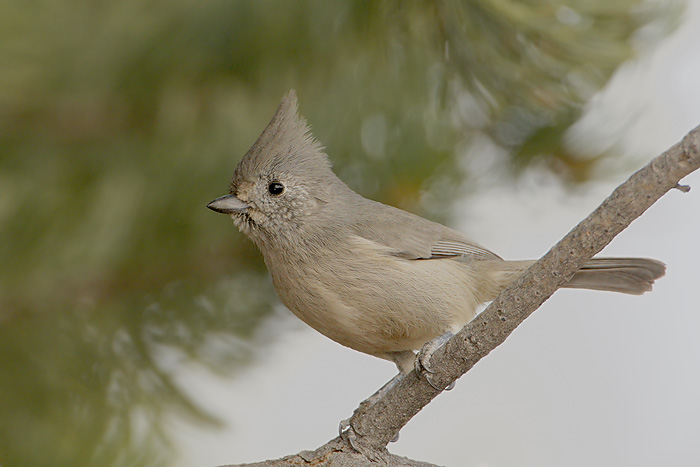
[267, 252, 481, 355]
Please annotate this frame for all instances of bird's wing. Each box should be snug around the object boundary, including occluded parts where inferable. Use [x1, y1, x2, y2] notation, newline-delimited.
[428, 237, 502, 261]
[353, 200, 502, 262]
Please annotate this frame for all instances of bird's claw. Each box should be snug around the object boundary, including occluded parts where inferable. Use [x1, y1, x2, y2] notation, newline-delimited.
[415, 331, 456, 391]
[339, 418, 389, 462]
[338, 418, 351, 437]
[339, 373, 404, 452]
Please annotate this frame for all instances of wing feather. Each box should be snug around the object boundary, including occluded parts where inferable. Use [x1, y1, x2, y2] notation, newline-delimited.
[351, 199, 501, 262]
[430, 239, 502, 261]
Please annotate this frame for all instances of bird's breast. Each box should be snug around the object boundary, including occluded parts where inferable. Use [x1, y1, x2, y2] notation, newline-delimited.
[262, 235, 482, 354]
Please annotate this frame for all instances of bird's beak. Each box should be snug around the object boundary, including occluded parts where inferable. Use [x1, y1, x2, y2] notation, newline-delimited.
[207, 194, 249, 214]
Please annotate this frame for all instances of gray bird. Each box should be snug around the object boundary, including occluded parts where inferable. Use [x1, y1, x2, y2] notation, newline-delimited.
[207, 90, 665, 375]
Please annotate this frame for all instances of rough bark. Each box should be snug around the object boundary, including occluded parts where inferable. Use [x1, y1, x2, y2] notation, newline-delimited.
[221, 123, 700, 467]
[219, 438, 441, 467]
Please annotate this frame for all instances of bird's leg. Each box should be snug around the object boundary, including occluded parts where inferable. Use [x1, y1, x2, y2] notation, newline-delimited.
[365, 372, 405, 406]
[339, 372, 405, 444]
[415, 331, 456, 391]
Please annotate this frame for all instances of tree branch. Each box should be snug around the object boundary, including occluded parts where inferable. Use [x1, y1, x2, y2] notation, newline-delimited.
[221, 122, 700, 467]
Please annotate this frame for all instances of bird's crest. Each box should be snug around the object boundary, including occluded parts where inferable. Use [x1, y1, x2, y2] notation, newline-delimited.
[231, 90, 330, 191]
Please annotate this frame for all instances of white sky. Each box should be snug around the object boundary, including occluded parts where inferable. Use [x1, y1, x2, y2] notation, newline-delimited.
[172, 4, 700, 466]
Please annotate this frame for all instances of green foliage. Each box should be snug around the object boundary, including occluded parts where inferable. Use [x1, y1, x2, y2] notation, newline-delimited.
[0, 0, 680, 464]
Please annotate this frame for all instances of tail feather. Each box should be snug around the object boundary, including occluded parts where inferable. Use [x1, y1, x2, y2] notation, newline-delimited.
[563, 258, 666, 295]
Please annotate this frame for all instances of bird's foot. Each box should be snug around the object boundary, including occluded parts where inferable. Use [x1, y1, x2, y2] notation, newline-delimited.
[338, 374, 403, 435]
[338, 418, 352, 438]
[339, 372, 404, 449]
[339, 418, 391, 461]
[415, 331, 456, 391]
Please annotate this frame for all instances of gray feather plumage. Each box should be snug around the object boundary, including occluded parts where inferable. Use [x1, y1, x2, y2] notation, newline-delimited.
[213, 90, 666, 373]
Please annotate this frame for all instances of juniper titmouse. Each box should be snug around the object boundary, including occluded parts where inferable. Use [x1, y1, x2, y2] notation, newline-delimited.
[207, 90, 665, 374]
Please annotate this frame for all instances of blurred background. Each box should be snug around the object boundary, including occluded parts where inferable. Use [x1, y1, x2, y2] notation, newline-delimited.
[1, 1, 698, 466]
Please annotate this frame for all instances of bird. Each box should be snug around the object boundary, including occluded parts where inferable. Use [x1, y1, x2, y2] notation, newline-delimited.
[207, 90, 666, 376]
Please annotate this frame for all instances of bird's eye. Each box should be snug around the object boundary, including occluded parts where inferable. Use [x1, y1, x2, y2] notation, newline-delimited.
[268, 181, 285, 195]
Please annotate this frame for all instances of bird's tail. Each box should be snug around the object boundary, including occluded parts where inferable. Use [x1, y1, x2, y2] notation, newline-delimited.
[561, 257, 666, 295]
[486, 257, 666, 296]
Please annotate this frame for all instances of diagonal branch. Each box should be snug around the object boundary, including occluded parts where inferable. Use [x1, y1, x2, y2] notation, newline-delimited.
[221, 122, 699, 466]
[347, 123, 700, 453]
